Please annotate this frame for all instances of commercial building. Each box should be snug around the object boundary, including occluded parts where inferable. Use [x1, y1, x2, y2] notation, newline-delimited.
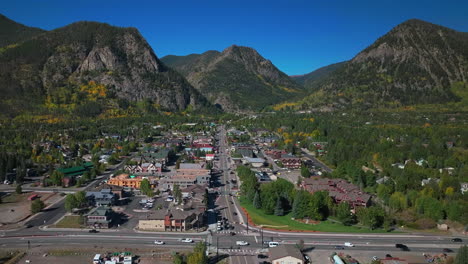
[270, 245, 305, 264]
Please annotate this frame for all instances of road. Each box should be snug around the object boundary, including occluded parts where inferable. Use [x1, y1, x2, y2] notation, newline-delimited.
[22, 158, 129, 230]
[301, 148, 333, 173]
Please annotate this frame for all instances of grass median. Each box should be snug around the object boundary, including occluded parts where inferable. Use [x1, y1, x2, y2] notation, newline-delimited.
[53, 215, 85, 228]
[240, 198, 388, 233]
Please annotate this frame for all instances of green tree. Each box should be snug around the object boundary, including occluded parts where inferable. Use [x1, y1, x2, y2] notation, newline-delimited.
[15, 184, 22, 194]
[336, 202, 355, 226]
[356, 206, 385, 229]
[186, 241, 207, 264]
[173, 184, 182, 204]
[140, 178, 153, 197]
[253, 191, 261, 209]
[292, 190, 311, 219]
[31, 199, 45, 214]
[454, 245, 468, 264]
[65, 194, 78, 212]
[50, 170, 64, 186]
[274, 197, 284, 216]
[75, 191, 87, 208]
[300, 165, 311, 178]
[172, 253, 184, 264]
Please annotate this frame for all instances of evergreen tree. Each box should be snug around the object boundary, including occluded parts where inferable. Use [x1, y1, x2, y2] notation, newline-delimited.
[300, 165, 311, 178]
[274, 197, 284, 216]
[173, 184, 182, 204]
[15, 184, 22, 194]
[253, 191, 261, 209]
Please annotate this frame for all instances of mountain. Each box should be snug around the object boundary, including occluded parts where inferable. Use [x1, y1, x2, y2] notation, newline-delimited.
[161, 45, 304, 111]
[0, 19, 210, 116]
[0, 14, 45, 47]
[291, 61, 346, 87]
[298, 19, 468, 109]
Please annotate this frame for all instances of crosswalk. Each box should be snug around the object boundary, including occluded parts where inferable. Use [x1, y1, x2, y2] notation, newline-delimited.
[215, 230, 248, 235]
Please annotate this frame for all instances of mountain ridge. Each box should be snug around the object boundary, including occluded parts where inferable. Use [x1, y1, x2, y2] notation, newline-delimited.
[295, 18, 468, 109]
[0, 18, 211, 116]
[162, 44, 304, 111]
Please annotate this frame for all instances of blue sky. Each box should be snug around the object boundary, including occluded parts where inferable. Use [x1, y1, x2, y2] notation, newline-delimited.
[2, 0, 468, 75]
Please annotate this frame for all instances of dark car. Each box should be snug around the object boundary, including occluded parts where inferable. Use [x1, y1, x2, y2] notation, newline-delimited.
[230, 232, 236, 236]
[451, 238, 463, 242]
[89, 229, 99, 233]
[385, 254, 392, 258]
[257, 254, 268, 259]
[396, 244, 409, 251]
[233, 212, 238, 216]
[443, 248, 453, 253]
[334, 245, 345, 250]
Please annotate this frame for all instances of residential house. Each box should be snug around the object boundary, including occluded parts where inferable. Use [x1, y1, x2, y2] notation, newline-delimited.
[270, 245, 305, 264]
[124, 163, 163, 175]
[280, 154, 302, 169]
[421, 178, 440, 186]
[461, 182, 468, 194]
[265, 149, 287, 160]
[86, 189, 117, 206]
[95, 184, 124, 198]
[87, 206, 113, 229]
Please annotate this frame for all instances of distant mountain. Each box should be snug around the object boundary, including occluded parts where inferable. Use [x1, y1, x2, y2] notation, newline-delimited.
[0, 19, 210, 116]
[291, 61, 346, 87]
[162, 45, 304, 111]
[0, 14, 45, 47]
[298, 19, 468, 109]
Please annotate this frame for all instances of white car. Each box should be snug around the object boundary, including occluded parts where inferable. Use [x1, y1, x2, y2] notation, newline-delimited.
[344, 242, 354, 247]
[268, 241, 279, 248]
[180, 238, 193, 243]
[154, 240, 164, 245]
[236, 241, 249, 246]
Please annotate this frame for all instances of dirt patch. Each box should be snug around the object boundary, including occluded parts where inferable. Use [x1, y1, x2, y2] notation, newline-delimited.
[0, 192, 60, 228]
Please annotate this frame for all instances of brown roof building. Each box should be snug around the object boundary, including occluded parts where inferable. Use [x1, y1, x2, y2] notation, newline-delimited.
[302, 178, 371, 208]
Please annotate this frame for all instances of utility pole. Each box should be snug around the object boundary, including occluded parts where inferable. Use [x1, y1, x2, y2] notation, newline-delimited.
[216, 236, 219, 259]
[261, 227, 264, 248]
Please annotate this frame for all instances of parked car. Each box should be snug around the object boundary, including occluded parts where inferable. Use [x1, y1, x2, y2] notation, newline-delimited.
[154, 240, 164, 245]
[180, 238, 193, 243]
[442, 248, 452, 253]
[344, 242, 354, 247]
[89, 229, 99, 233]
[257, 254, 268, 259]
[372, 256, 379, 261]
[304, 255, 311, 263]
[451, 238, 463, 242]
[230, 232, 236, 236]
[334, 245, 345, 250]
[385, 254, 392, 258]
[233, 212, 238, 216]
[236, 241, 249, 246]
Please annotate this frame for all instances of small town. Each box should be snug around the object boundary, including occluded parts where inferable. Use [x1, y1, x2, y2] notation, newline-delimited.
[1, 1, 468, 264]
